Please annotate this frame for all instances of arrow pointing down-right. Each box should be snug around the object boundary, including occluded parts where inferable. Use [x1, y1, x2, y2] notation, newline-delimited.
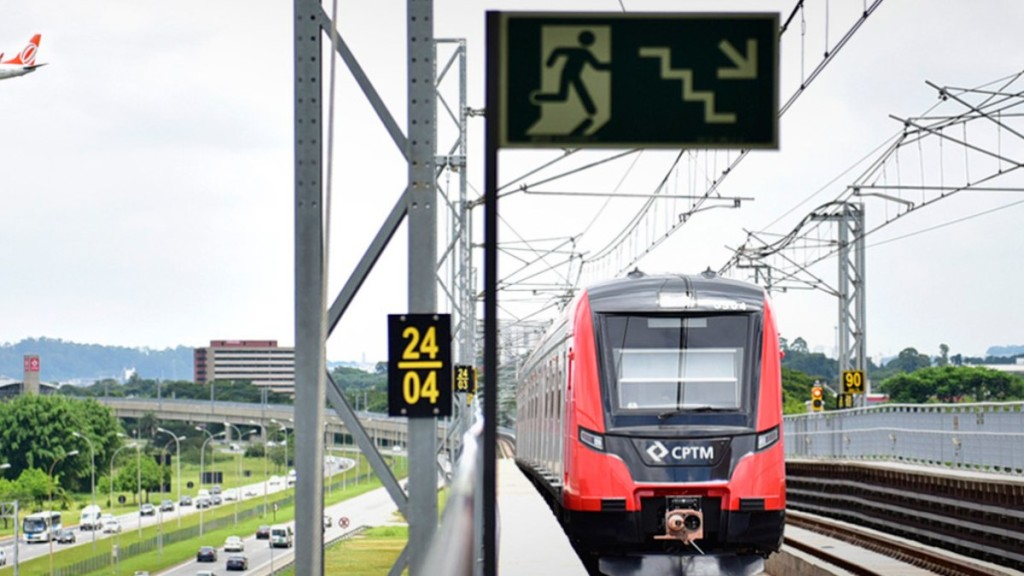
[718, 39, 757, 80]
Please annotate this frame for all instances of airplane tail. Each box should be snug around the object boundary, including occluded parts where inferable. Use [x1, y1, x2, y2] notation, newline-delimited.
[2, 34, 41, 66]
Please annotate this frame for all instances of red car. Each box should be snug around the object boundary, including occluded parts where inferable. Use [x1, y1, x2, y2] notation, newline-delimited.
[255, 525, 270, 540]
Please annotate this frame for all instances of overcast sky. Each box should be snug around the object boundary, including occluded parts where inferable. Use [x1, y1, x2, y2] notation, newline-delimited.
[2, 0, 1022, 370]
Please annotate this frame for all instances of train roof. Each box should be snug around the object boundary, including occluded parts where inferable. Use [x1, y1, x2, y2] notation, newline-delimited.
[584, 270, 765, 313]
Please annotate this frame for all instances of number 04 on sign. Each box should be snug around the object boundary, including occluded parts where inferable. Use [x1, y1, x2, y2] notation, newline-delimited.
[387, 314, 453, 417]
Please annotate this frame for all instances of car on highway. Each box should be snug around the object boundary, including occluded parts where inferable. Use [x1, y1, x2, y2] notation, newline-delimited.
[223, 535, 244, 552]
[324, 515, 332, 528]
[101, 514, 121, 534]
[180, 495, 193, 507]
[196, 496, 212, 509]
[196, 546, 218, 562]
[269, 525, 293, 548]
[211, 485, 222, 495]
[226, 555, 249, 571]
[268, 475, 284, 487]
[255, 525, 270, 540]
[140, 503, 156, 516]
[0, 549, 6, 566]
[55, 529, 76, 544]
[222, 488, 238, 501]
[211, 494, 223, 506]
[160, 499, 175, 512]
[243, 487, 259, 497]
[195, 572, 214, 576]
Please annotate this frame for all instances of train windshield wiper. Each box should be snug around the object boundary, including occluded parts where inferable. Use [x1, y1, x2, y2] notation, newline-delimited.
[657, 405, 727, 420]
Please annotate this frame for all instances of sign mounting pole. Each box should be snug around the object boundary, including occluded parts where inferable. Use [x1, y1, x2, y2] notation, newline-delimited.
[293, 0, 326, 573]
[406, 0, 439, 572]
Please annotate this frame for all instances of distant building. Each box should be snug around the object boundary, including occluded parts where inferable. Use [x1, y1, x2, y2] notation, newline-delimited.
[193, 340, 295, 394]
[0, 355, 58, 400]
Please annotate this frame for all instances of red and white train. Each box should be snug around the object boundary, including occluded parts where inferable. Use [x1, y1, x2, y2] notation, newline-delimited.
[515, 271, 785, 563]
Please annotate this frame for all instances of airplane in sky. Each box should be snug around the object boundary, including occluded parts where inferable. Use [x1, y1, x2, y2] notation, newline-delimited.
[0, 34, 46, 81]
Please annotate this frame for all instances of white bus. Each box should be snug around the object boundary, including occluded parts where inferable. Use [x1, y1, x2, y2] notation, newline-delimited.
[23, 511, 62, 543]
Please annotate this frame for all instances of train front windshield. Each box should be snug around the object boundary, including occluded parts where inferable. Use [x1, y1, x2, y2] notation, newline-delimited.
[599, 313, 759, 424]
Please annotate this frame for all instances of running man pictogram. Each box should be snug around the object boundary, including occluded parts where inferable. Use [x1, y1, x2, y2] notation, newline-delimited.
[532, 30, 610, 115]
[527, 26, 612, 137]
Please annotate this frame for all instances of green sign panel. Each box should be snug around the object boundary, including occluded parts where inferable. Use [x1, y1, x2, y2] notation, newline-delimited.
[495, 12, 778, 149]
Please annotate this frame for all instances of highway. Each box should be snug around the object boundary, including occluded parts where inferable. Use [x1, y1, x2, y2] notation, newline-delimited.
[157, 481, 399, 576]
[0, 452, 350, 570]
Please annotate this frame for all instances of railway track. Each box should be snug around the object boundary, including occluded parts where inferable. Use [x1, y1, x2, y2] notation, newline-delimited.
[783, 510, 1018, 576]
[786, 459, 1024, 572]
[496, 437, 515, 459]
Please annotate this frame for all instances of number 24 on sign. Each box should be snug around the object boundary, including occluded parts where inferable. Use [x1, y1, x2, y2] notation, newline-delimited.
[399, 325, 441, 404]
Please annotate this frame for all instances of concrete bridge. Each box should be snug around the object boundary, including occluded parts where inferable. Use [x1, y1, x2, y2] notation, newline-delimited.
[92, 397, 428, 449]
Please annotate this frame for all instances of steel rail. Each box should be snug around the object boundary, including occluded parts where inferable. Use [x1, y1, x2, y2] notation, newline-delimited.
[786, 510, 1012, 576]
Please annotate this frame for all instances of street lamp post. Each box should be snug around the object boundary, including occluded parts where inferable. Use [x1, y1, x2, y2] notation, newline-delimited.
[247, 419, 270, 518]
[48, 450, 79, 576]
[109, 443, 136, 510]
[197, 428, 225, 536]
[270, 418, 292, 474]
[71, 431, 97, 550]
[223, 422, 243, 526]
[134, 433, 142, 541]
[156, 428, 184, 527]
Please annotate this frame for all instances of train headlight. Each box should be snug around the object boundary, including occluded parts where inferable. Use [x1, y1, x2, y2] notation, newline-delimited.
[578, 427, 605, 451]
[756, 426, 780, 451]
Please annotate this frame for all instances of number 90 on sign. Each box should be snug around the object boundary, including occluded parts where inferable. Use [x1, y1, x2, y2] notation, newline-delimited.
[388, 314, 452, 418]
[842, 370, 865, 395]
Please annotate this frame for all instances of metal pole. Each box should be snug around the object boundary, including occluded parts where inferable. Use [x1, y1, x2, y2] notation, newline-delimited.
[13, 499, 19, 576]
[483, 13, 500, 576]
[136, 440, 142, 541]
[196, 428, 218, 537]
[71, 432, 96, 550]
[407, 0, 439, 572]
[48, 450, 77, 576]
[223, 422, 249, 526]
[157, 428, 183, 528]
[294, 0, 327, 572]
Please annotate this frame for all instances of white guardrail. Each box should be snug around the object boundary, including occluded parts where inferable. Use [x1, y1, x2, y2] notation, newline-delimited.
[783, 402, 1024, 474]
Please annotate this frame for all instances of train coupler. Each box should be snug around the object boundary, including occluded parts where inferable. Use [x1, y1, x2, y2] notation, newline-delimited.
[654, 497, 703, 545]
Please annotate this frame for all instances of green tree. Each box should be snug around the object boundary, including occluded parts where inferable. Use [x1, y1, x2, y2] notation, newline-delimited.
[937, 343, 950, 367]
[0, 395, 123, 493]
[114, 452, 166, 503]
[886, 347, 932, 374]
[782, 367, 817, 414]
[15, 468, 51, 510]
[137, 412, 160, 439]
[879, 365, 1024, 403]
[790, 337, 809, 353]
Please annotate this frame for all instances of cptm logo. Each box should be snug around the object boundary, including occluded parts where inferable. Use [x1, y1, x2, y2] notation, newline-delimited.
[646, 441, 714, 463]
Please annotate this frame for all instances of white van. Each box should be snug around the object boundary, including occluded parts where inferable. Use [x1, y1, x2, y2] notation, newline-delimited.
[269, 525, 293, 548]
[79, 505, 102, 531]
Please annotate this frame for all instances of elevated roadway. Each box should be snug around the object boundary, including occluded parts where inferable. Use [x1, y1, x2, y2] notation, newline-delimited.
[92, 397, 443, 448]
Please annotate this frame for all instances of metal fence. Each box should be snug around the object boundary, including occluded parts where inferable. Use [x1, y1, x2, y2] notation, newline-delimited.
[784, 401, 1024, 473]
